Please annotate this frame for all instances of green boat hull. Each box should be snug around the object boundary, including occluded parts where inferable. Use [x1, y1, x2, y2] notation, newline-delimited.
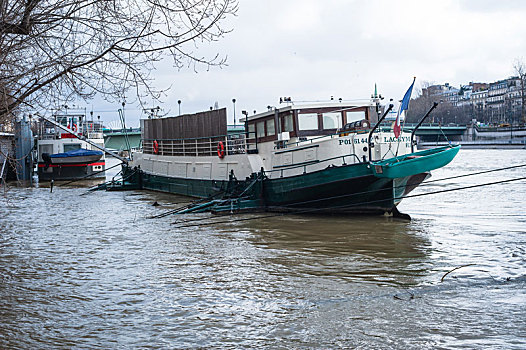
[263, 163, 394, 213]
[119, 145, 460, 214]
[122, 165, 424, 214]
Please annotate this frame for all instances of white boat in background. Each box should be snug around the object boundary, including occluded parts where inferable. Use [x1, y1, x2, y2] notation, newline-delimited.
[36, 113, 106, 181]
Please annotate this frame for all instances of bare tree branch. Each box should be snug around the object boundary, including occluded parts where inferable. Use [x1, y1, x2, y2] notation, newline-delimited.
[0, 0, 237, 124]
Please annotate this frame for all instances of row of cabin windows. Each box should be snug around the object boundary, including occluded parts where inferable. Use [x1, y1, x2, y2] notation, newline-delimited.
[249, 110, 366, 138]
[298, 112, 342, 130]
[298, 111, 366, 130]
[250, 116, 289, 139]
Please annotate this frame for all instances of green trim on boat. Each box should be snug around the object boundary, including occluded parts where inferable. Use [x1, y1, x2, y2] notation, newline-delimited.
[371, 145, 460, 179]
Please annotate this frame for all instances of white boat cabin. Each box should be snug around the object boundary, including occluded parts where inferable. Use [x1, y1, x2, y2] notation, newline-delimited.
[135, 100, 413, 181]
[243, 101, 380, 148]
[37, 114, 105, 162]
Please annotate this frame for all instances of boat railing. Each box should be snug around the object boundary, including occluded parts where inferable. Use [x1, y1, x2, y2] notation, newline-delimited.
[265, 153, 362, 179]
[245, 130, 258, 154]
[143, 131, 251, 157]
[38, 118, 104, 140]
[279, 133, 338, 148]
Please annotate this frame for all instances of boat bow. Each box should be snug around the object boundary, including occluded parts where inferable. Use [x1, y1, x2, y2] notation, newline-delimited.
[371, 145, 460, 179]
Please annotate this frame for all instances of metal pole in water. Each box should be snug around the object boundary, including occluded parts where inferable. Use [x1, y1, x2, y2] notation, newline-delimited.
[14, 115, 34, 183]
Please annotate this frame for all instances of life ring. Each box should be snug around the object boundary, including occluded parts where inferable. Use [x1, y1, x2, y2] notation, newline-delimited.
[153, 140, 159, 154]
[72, 124, 77, 132]
[217, 141, 225, 158]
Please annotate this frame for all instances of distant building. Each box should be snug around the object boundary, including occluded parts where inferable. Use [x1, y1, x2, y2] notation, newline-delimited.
[422, 83, 460, 105]
[423, 83, 452, 98]
[506, 77, 523, 123]
[457, 85, 473, 107]
[418, 78, 523, 124]
[471, 89, 488, 120]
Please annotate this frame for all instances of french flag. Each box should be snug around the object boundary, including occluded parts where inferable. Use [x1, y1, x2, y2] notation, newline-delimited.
[394, 77, 415, 138]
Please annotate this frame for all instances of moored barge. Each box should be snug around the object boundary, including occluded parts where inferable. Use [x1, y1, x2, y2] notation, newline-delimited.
[120, 93, 459, 215]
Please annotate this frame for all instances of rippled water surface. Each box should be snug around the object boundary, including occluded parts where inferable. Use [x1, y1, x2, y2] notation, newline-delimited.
[1, 149, 525, 349]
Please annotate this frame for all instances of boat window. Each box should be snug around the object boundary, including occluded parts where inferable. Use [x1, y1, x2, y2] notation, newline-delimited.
[282, 114, 294, 132]
[64, 144, 81, 152]
[248, 123, 255, 138]
[39, 144, 53, 157]
[322, 112, 342, 129]
[298, 113, 318, 130]
[346, 111, 366, 123]
[256, 121, 265, 138]
[266, 119, 275, 136]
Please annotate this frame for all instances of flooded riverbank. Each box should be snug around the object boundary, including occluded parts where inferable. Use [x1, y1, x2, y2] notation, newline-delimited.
[1, 149, 525, 349]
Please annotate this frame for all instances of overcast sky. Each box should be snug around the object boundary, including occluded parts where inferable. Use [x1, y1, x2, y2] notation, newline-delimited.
[96, 0, 526, 127]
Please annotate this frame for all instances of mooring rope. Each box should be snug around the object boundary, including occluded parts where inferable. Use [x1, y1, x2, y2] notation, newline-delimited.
[79, 166, 140, 196]
[149, 172, 266, 219]
[148, 192, 223, 219]
[58, 162, 123, 187]
[422, 163, 526, 184]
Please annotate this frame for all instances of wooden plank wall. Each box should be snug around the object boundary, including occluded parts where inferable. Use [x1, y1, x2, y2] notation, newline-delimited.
[143, 108, 227, 140]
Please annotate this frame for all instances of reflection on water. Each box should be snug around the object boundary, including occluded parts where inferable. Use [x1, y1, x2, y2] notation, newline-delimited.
[0, 150, 525, 349]
[239, 215, 431, 286]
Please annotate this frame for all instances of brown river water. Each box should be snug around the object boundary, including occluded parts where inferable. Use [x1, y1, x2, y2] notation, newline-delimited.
[0, 149, 525, 349]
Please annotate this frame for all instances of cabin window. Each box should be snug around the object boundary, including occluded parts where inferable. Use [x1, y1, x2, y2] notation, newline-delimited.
[64, 144, 81, 152]
[256, 121, 265, 138]
[39, 144, 53, 157]
[322, 112, 342, 129]
[346, 111, 366, 123]
[266, 119, 275, 136]
[282, 114, 294, 132]
[298, 113, 318, 130]
[248, 123, 255, 138]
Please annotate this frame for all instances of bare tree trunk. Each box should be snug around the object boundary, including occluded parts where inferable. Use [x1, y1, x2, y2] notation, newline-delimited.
[521, 77, 526, 126]
[513, 58, 526, 125]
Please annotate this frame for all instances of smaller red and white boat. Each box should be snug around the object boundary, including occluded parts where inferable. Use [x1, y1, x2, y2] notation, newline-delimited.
[36, 112, 106, 181]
